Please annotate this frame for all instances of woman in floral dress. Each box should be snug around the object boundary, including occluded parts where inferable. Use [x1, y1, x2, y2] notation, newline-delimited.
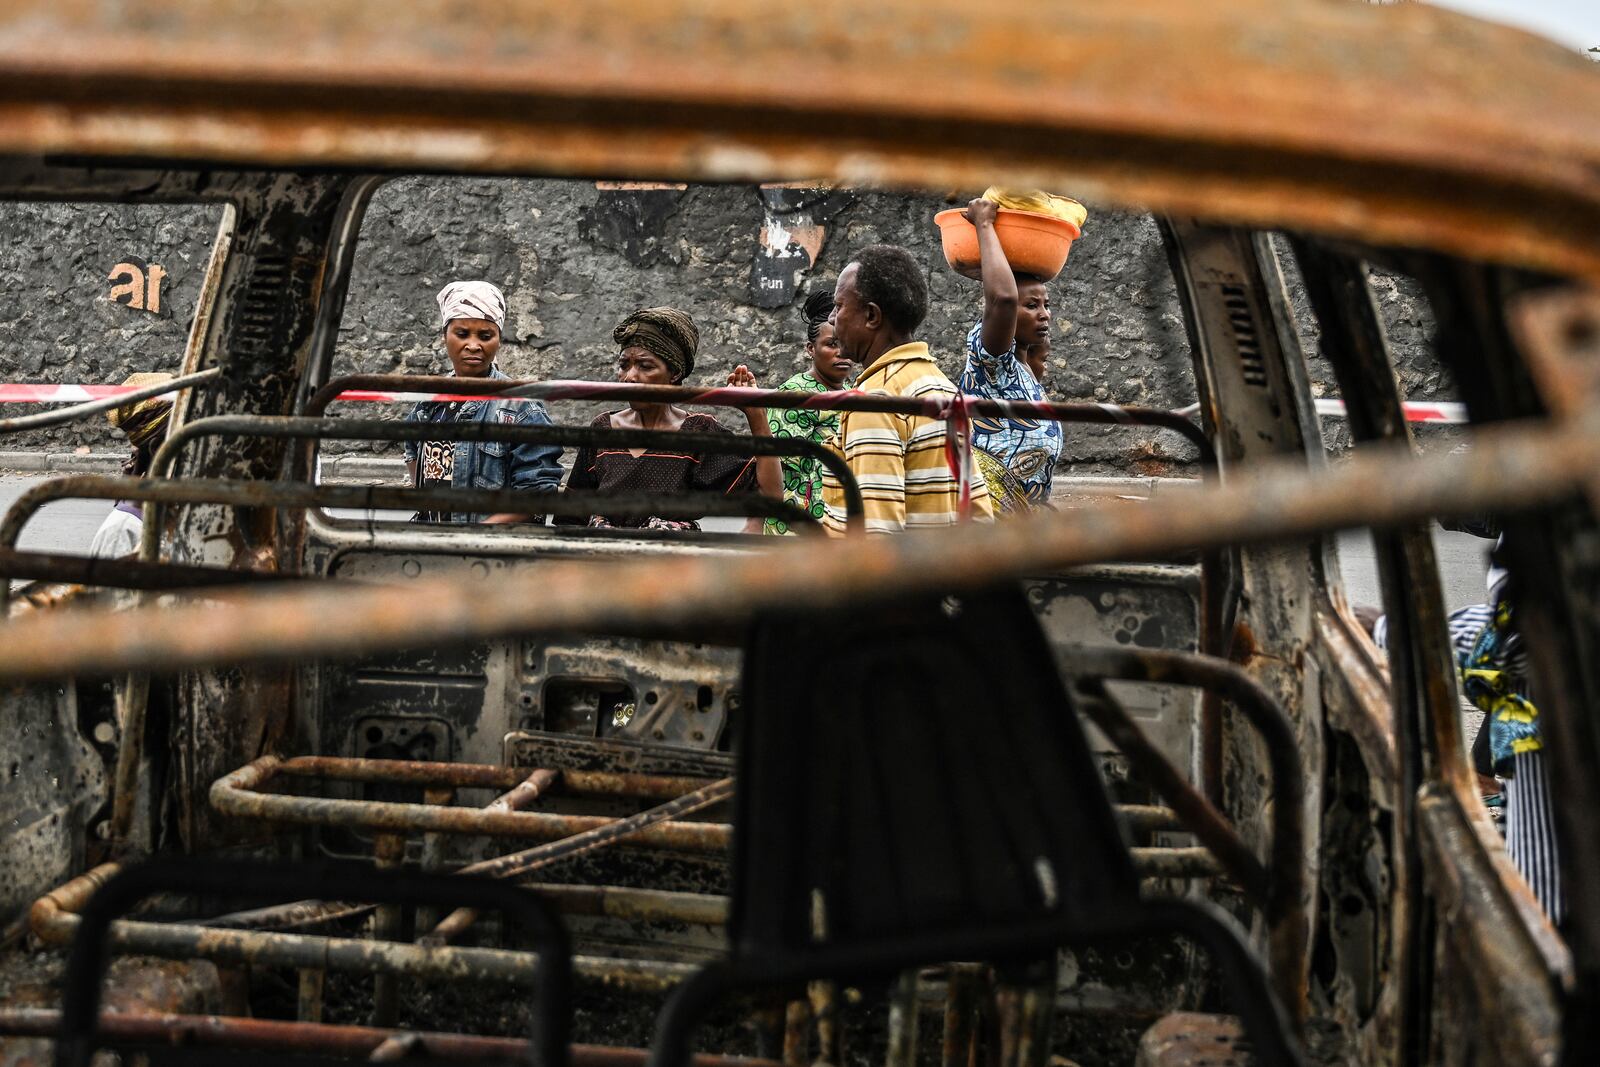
[763, 290, 854, 535]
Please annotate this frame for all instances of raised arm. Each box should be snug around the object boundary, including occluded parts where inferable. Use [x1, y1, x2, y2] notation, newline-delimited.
[731, 364, 784, 501]
[964, 197, 1018, 358]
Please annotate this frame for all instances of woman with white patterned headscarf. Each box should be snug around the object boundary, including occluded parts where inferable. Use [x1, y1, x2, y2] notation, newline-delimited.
[402, 280, 563, 524]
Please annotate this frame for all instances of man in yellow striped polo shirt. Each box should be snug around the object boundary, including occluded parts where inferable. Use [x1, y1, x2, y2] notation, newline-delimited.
[821, 244, 993, 535]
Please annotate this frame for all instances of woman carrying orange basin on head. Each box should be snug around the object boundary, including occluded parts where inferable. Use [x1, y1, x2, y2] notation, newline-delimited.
[951, 187, 1086, 515]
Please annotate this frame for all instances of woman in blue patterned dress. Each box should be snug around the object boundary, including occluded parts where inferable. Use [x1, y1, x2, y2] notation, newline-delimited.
[957, 196, 1071, 514]
[762, 290, 854, 535]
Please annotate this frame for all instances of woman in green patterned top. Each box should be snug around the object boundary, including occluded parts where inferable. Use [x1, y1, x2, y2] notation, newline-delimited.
[764, 290, 854, 535]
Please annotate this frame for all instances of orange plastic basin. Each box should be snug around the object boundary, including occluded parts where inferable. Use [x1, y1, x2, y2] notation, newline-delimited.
[935, 208, 1081, 282]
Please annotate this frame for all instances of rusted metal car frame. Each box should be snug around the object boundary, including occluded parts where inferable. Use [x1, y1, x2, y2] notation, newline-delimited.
[0, 0, 1597, 1065]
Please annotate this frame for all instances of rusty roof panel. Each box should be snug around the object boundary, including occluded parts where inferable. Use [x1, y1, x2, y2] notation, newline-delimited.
[0, 0, 1597, 279]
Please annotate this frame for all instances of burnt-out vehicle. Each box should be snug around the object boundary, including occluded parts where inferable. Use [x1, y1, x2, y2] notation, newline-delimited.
[0, 1, 1598, 1065]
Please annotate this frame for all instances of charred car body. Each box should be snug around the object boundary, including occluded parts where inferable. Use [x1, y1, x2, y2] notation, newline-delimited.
[0, 1, 1598, 1065]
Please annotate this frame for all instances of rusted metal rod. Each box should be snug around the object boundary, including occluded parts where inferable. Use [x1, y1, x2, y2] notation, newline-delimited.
[203, 759, 715, 934]
[1117, 804, 1187, 834]
[0, 419, 1581, 685]
[0, 473, 819, 559]
[1127, 847, 1226, 879]
[30, 866, 699, 993]
[371, 833, 405, 1027]
[519, 883, 729, 926]
[1074, 680, 1269, 903]
[145, 415, 858, 539]
[0, 1007, 782, 1067]
[273, 755, 706, 802]
[425, 776, 736, 944]
[0, 547, 281, 595]
[489, 767, 562, 812]
[306, 374, 1215, 462]
[212, 881, 730, 933]
[211, 755, 730, 852]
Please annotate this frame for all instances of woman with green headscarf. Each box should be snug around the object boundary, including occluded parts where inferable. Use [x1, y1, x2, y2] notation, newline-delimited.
[563, 307, 783, 531]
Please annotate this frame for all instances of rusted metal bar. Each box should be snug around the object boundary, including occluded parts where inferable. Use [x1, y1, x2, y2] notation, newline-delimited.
[306, 374, 1214, 463]
[297, 967, 324, 1023]
[31, 869, 698, 993]
[1117, 804, 1186, 835]
[0, 1007, 783, 1067]
[0, 367, 220, 434]
[369, 1032, 424, 1061]
[211, 755, 730, 853]
[1020, 985, 1051, 1067]
[274, 755, 705, 802]
[210, 897, 376, 931]
[781, 998, 810, 1067]
[230, 883, 731, 932]
[809, 981, 841, 1067]
[107, 672, 149, 855]
[941, 965, 982, 1067]
[0, 547, 280, 595]
[887, 971, 921, 1067]
[205, 763, 721, 935]
[1128, 847, 1225, 880]
[1, 414, 1583, 686]
[416, 786, 455, 931]
[1074, 680, 1268, 902]
[145, 414, 857, 538]
[425, 776, 736, 944]
[489, 767, 561, 812]
[520, 884, 729, 926]
[371, 833, 405, 1027]
[0, 473, 819, 563]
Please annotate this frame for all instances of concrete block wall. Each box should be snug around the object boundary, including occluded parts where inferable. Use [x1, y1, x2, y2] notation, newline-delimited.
[0, 179, 1456, 474]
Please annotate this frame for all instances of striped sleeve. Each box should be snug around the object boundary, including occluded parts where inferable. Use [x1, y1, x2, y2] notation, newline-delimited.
[823, 408, 910, 534]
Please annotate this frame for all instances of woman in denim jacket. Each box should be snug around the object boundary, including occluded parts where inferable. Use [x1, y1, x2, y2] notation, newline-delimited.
[403, 281, 563, 523]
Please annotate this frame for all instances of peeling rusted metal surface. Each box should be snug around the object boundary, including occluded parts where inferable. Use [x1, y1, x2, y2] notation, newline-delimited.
[1415, 787, 1563, 1067]
[1135, 1012, 1249, 1067]
[0, 410, 1590, 686]
[1312, 608, 1398, 785]
[0, 2, 1597, 283]
[0, 1007, 783, 1067]
[0, 692, 108, 930]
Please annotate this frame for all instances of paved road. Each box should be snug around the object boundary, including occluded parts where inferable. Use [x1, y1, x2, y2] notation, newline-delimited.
[0, 476, 117, 555]
[1, 474, 1491, 611]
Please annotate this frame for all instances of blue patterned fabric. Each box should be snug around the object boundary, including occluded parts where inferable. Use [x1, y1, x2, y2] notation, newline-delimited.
[402, 365, 563, 522]
[957, 322, 1062, 505]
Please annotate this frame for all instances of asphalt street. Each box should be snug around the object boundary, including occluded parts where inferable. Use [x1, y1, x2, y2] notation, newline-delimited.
[2, 473, 1494, 613]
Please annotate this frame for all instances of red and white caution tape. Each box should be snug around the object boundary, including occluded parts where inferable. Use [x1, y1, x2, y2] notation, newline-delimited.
[1313, 398, 1467, 423]
[1176, 398, 1468, 425]
[0, 383, 188, 403]
[0, 381, 1470, 425]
